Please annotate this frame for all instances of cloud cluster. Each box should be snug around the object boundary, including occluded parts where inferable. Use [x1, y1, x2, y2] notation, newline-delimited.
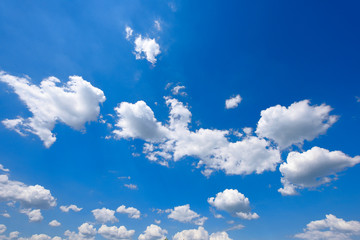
[0, 72, 106, 147]
[113, 97, 281, 176]
[20, 209, 43, 222]
[279, 147, 360, 195]
[208, 189, 259, 220]
[92, 208, 118, 223]
[98, 225, 135, 240]
[65, 223, 97, 240]
[295, 214, 360, 240]
[173, 227, 232, 240]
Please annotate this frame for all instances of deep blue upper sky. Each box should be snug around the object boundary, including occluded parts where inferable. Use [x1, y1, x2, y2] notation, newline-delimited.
[0, 1, 359, 239]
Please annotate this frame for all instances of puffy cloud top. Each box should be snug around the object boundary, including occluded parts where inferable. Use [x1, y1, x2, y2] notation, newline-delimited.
[98, 225, 135, 240]
[92, 208, 118, 223]
[138, 224, 167, 240]
[116, 205, 141, 219]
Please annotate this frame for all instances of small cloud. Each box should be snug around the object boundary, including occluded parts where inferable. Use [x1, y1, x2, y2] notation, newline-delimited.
[171, 85, 187, 96]
[155, 219, 161, 224]
[118, 176, 131, 180]
[1, 212, 10, 218]
[134, 35, 161, 65]
[125, 26, 133, 40]
[154, 20, 161, 31]
[227, 224, 245, 231]
[60, 204, 82, 213]
[225, 94, 242, 109]
[49, 220, 61, 227]
[124, 184, 138, 190]
[356, 96, 360, 102]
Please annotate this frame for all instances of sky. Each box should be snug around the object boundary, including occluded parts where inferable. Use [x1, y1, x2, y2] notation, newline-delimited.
[0, 0, 360, 239]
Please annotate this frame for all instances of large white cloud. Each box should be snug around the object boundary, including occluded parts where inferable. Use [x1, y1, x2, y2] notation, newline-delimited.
[279, 147, 360, 196]
[113, 97, 281, 176]
[168, 204, 207, 225]
[134, 35, 161, 65]
[256, 100, 338, 149]
[65, 223, 97, 240]
[98, 225, 135, 240]
[138, 224, 167, 240]
[208, 189, 259, 220]
[0, 174, 56, 209]
[92, 208, 118, 223]
[116, 205, 141, 219]
[295, 214, 360, 240]
[59, 204, 82, 212]
[20, 209, 43, 222]
[0, 71, 106, 148]
[225, 95, 242, 109]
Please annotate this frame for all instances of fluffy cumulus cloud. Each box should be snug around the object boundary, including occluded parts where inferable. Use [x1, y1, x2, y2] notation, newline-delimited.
[208, 189, 259, 220]
[0, 174, 56, 209]
[225, 95, 242, 109]
[173, 227, 209, 240]
[171, 85, 186, 96]
[20, 209, 43, 222]
[295, 214, 360, 240]
[0, 71, 106, 148]
[168, 204, 207, 225]
[113, 97, 281, 176]
[98, 225, 135, 240]
[116, 205, 141, 219]
[256, 100, 338, 149]
[209, 232, 232, 240]
[134, 35, 161, 65]
[59, 204, 82, 212]
[92, 208, 118, 223]
[138, 224, 167, 240]
[48, 220, 61, 227]
[279, 147, 360, 196]
[65, 223, 97, 240]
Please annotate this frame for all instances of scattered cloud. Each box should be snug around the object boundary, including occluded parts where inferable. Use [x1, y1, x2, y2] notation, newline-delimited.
[65, 223, 97, 240]
[92, 208, 118, 223]
[295, 214, 360, 240]
[125, 26, 133, 40]
[98, 225, 135, 240]
[171, 85, 186, 96]
[256, 100, 338, 149]
[116, 205, 141, 219]
[48, 220, 61, 227]
[0, 212, 10, 218]
[208, 189, 259, 220]
[225, 95, 242, 109]
[134, 35, 161, 65]
[168, 204, 207, 225]
[124, 184, 138, 190]
[138, 224, 167, 240]
[0, 174, 56, 209]
[154, 20, 161, 31]
[173, 227, 208, 240]
[59, 204, 82, 212]
[0, 165, 9, 172]
[0, 72, 106, 148]
[279, 147, 360, 196]
[20, 209, 43, 222]
[0, 225, 6, 234]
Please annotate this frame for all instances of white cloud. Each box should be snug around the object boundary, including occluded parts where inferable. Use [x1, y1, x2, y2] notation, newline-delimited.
[98, 225, 135, 240]
[171, 86, 186, 96]
[116, 205, 141, 219]
[209, 232, 232, 240]
[134, 35, 161, 65]
[154, 20, 161, 31]
[0, 213, 10, 218]
[208, 189, 259, 220]
[65, 223, 97, 240]
[124, 184, 138, 190]
[20, 209, 43, 222]
[0, 231, 20, 240]
[173, 227, 209, 240]
[295, 214, 360, 240]
[49, 220, 61, 227]
[92, 208, 118, 223]
[279, 147, 360, 196]
[225, 95, 242, 109]
[256, 100, 338, 149]
[138, 224, 167, 240]
[125, 26, 133, 40]
[154, 220, 161, 224]
[18, 234, 62, 240]
[0, 72, 106, 148]
[0, 165, 9, 172]
[0, 174, 56, 209]
[59, 204, 82, 212]
[0, 225, 6, 234]
[168, 204, 207, 225]
[114, 98, 281, 176]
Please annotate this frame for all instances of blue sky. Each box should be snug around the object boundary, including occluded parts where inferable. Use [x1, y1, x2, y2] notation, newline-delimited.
[0, 0, 360, 239]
